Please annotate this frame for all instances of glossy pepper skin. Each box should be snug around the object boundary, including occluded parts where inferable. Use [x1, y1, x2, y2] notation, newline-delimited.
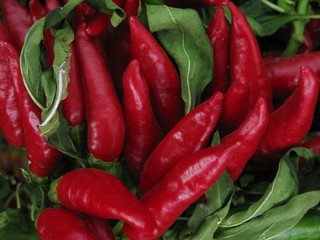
[124, 98, 268, 240]
[264, 51, 320, 96]
[37, 207, 116, 240]
[139, 92, 224, 194]
[203, 6, 229, 98]
[28, 0, 46, 23]
[130, 16, 184, 133]
[75, 23, 125, 162]
[227, 1, 273, 113]
[2, 42, 61, 177]
[0, 41, 25, 148]
[53, 168, 158, 236]
[2, 0, 33, 50]
[0, 21, 18, 48]
[256, 66, 320, 161]
[218, 76, 250, 136]
[123, 59, 164, 178]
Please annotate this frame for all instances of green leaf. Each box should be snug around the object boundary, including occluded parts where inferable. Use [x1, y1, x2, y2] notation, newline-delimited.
[0, 209, 40, 240]
[88, 155, 124, 179]
[271, 210, 320, 240]
[188, 171, 234, 233]
[214, 191, 320, 240]
[86, 0, 126, 27]
[221, 147, 313, 227]
[146, 5, 213, 114]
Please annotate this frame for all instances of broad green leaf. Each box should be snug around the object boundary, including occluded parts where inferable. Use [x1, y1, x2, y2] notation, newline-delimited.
[221, 147, 313, 227]
[188, 171, 234, 233]
[146, 5, 213, 114]
[86, 0, 126, 27]
[214, 191, 320, 240]
[271, 211, 320, 240]
[0, 209, 40, 240]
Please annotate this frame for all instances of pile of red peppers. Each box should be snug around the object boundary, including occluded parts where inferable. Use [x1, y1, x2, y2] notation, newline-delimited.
[0, 0, 320, 239]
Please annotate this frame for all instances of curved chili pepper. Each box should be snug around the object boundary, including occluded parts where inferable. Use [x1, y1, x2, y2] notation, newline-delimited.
[218, 76, 250, 136]
[0, 42, 25, 148]
[2, 42, 61, 177]
[139, 92, 224, 194]
[264, 51, 320, 96]
[203, 6, 229, 99]
[124, 98, 268, 240]
[227, 1, 273, 113]
[256, 66, 320, 161]
[2, 0, 33, 50]
[123, 59, 164, 178]
[130, 16, 184, 133]
[37, 207, 116, 240]
[52, 168, 158, 236]
[75, 23, 125, 162]
[86, 13, 112, 36]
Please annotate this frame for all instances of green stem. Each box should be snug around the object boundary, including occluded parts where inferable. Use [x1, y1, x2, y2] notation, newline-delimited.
[261, 0, 287, 13]
[15, 183, 22, 209]
[282, 0, 309, 57]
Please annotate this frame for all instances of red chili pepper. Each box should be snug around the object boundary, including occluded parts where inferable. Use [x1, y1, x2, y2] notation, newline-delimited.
[265, 51, 320, 96]
[256, 66, 320, 161]
[124, 98, 268, 240]
[162, 0, 229, 8]
[203, 6, 229, 99]
[28, 0, 47, 22]
[139, 92, 224, 194]
[218, 76, 250, 136]
[52, 168, 158, 236]
[299, 137, 320, 168]
[2, 42, 61, 177]
[2, 0, 33, 50]
[298, 30, 313, 54]
[75, 23, 125, 162]
[44, 0, 61, 12]
[130, 16, 184, 133]
[0, 21, 18, 48]
[0, 41, 25, 148]
[109, 0, 139, 99]
[37, 207, 116, 240]
[86, 12, 111, 36]
[122, 59, 164, 178]
[227, 1, 273, 113]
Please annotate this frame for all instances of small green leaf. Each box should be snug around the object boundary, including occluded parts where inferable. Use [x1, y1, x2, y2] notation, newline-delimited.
[146, 5, 213, 114]
[86, 0, 126, 27]
[88, 155, 124, 179]
[188, 171, 234, 233]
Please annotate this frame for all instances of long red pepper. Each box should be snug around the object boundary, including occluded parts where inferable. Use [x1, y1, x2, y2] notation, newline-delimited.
[2, 0, 33, 50]
[130, 16, 184, 133]
[53, 168, 158, 236]
[2, 42, 61, 177]
[75, 23, 125, 162]
[0, 42, 25, 148]
[227, 1, 273, 113]
[218, 76, 250, 136]
[139, 92, 224, 194]
[123, 59, 164, 178]
[37, 207, 116, 240]
[203, 6, 229, 98]
[28, 0, 47, 22]
[124, 98, 268, 240]
[264, 51, 320, 96]
[256, 66, 320, 161]
[45, 0, 61, 12]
